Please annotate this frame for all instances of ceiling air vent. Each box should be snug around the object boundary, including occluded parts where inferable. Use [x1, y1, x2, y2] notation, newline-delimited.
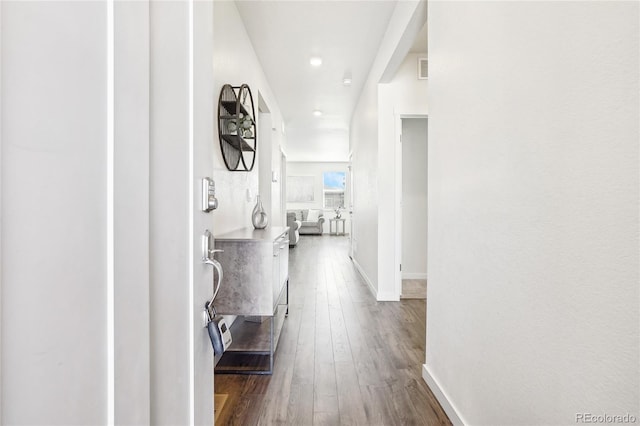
[418, 57, 428, 79]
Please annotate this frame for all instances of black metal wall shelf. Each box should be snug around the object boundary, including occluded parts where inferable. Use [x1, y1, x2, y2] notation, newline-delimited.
[221, 134, 255, 152]
[218, 84, 257, 171]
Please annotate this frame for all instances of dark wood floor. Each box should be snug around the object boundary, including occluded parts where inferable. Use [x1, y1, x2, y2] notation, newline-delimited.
[214, 236, 451, 426]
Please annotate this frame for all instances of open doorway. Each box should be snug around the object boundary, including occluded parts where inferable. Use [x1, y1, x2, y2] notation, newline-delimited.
[399, 116, 428, 299]
[284, 161, 351, 237]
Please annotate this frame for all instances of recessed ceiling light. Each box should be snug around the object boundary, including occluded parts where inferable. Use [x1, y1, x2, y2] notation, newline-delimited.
[310, 57, 323, 67]
[313, 110, 323, 117]
[343, 71, 352, 86]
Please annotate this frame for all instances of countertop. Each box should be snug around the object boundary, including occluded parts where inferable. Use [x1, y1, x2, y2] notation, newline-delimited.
[215, 226, 289, 242]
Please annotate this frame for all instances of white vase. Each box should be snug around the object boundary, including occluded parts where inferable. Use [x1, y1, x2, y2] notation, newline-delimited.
[252, 195, 268, 229]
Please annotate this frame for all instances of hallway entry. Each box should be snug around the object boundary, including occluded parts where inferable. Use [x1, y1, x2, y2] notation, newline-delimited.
[399, 117, 428, 300]
[214, 236, 449, 425]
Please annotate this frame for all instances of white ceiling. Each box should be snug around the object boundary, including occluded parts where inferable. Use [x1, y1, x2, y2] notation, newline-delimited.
[235, 1, 398, 162]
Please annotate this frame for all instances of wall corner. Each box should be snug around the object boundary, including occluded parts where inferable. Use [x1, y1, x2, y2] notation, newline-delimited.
[422, 364, 466, 426]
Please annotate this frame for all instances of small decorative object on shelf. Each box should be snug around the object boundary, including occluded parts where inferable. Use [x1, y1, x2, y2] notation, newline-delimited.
[218, 84, 257, 171]
[252, 195, 269, 229]
[334, 206, 343, 219]
[238, 112, 252, 131]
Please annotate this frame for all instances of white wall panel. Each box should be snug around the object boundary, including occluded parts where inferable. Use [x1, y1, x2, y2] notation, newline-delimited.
[426, 2, 639, 423]
[212, 1, 285, 235]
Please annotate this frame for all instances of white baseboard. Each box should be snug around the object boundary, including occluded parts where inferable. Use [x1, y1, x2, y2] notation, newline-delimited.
[376, 291, 399, 301]
[402, 272, 427, 280]
[422, 364, 466, 426]
[351, 258, 377, 299]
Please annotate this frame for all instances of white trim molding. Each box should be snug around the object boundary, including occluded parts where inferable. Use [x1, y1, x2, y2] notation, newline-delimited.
[422, 364, 466, 426]
[187, 0, 195, 423]
[106, 1, 115, 423]
[0, 2, 3, 421]
[377, 291, 399, 302]
[402, 272, 427, 280]
[352, 258, 377, 299]
[351, 259, 398, 301]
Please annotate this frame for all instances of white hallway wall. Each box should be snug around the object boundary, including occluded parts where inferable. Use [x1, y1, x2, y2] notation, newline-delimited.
[378, 52, 428, 299]
[212, 1, 285, 236]
[425, 2, 639, 424]
[350, 1, 426, 297]
[286, 161, 351, 234]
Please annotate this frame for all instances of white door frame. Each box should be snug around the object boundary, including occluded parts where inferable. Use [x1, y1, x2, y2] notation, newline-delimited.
[0, 3, 4, 422]
[348, 153, 355, 259]
[149, 1, 215, 423]
[395, 114, 428, 299]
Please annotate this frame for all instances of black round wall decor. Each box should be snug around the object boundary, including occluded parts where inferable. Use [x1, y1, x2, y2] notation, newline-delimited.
[217, 84, 257, 172]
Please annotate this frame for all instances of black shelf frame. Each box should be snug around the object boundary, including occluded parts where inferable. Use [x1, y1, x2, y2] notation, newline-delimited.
[218, 84, 257, 171]
[214, 280, 288, 375]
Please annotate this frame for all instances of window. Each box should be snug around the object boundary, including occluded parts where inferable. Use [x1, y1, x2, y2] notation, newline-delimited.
[323, 171, 346, 209]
